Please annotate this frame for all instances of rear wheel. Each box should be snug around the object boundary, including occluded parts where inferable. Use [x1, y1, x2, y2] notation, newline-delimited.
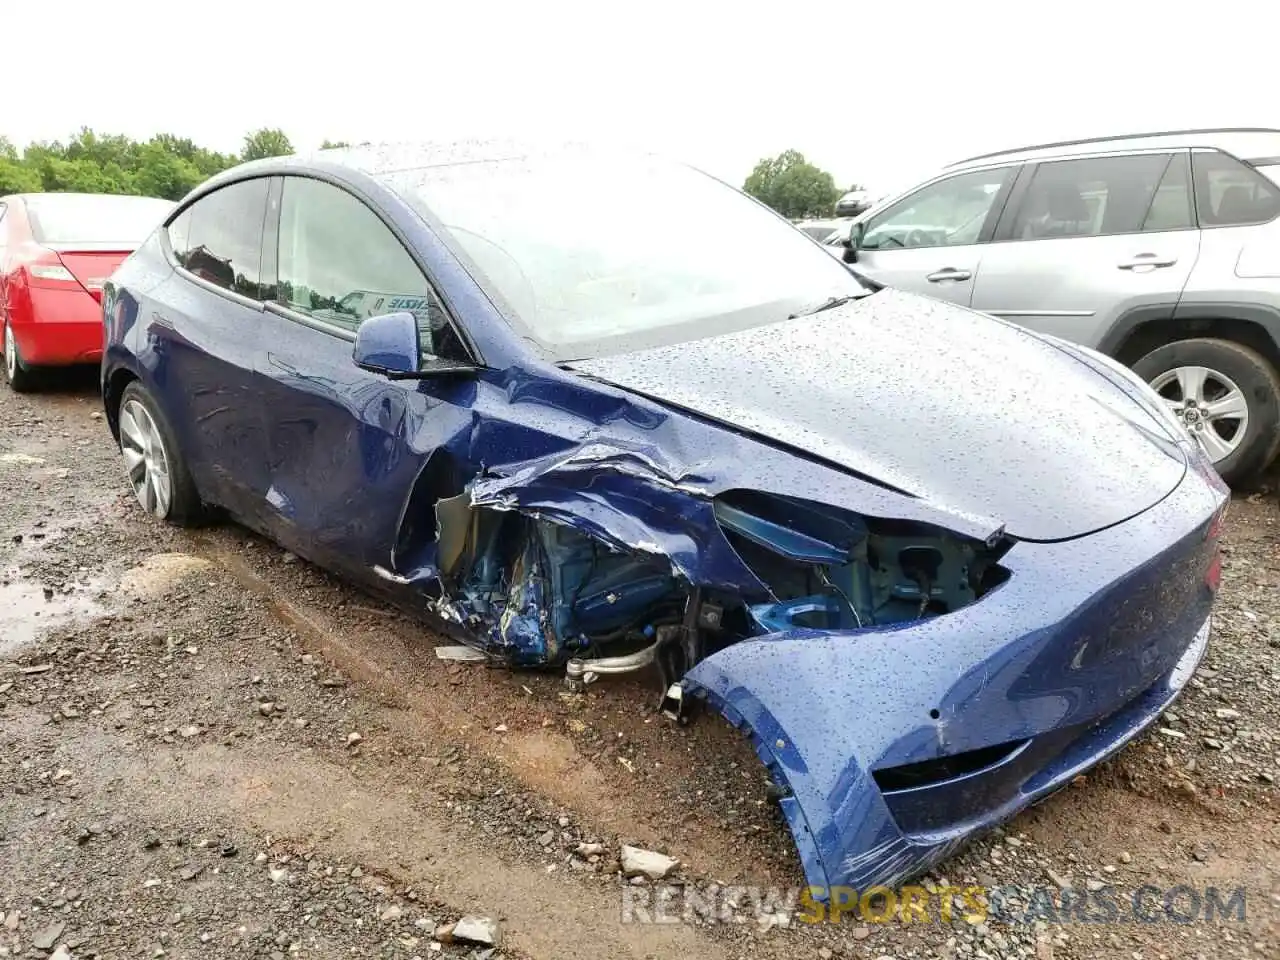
[1133, 337, 1280, 484]
[2, 322, 38, 393]
[117, 381, 204, 526]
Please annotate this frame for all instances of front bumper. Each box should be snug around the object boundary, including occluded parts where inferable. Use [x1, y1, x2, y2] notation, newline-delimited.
[683, 465, 1225, 896]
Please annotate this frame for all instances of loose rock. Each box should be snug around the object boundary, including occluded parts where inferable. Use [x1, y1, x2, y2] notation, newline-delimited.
[437, 915, 500, 946]
[620, 844, 680, 880]
[32, 922, 66, 950]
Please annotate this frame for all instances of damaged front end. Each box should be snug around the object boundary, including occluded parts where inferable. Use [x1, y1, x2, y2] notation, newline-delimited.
[398, 441, 1042, 896]
[426, 449, 1011, 706]
[399, 435, 1219, 900]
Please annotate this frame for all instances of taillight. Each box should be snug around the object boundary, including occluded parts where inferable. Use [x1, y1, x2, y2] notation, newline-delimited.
[1206, 503, 1228, 542]
[1205, 550, 1223, 593]
[26, 252, 80, 289]
[29, 262, 77, 282]
[1203, 503, 1227, 593]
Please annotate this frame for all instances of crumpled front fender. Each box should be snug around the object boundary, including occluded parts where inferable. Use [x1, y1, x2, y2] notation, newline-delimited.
[684, 606, 1211, 896]
[683, 627, 976, 894]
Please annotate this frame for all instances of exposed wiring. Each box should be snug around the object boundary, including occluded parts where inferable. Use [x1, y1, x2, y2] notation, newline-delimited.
[915, 573, 933, 620]
[818, 568, 863, 628]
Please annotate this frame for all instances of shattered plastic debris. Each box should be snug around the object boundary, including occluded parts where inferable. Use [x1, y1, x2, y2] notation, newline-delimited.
[433, 645, 487, 662]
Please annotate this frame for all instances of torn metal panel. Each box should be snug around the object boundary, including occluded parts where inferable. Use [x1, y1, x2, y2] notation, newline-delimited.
[682, 476, 1220, 895]
[468, 451, 767, 596]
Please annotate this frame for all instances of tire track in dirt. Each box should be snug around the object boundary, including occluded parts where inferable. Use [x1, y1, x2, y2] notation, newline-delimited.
[200, 541, 776, 886]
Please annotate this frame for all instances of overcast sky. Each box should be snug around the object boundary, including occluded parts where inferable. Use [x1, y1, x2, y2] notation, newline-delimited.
[7, 1, 1278, 196]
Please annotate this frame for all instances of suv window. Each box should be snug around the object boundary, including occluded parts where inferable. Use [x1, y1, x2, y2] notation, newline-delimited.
[1193, 151, 1280, 227]
[168, 178, 270, 300]
[860, 167, 1012, 250]
[1141, 154, 1194, 232]
[1009, 154, 1171, 240]
[276, 176, 465, 361]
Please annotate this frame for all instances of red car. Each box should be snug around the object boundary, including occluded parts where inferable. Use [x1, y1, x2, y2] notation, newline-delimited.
[0, 192, 174, 391]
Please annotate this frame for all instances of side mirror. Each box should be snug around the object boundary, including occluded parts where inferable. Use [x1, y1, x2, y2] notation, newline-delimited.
[352, 310, 479, 380]
[353, 311, 421, 378]
[842, 221, 865, 263]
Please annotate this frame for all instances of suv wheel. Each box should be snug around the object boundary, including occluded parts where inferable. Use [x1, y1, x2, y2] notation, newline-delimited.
[1132, 337, 1280, 484]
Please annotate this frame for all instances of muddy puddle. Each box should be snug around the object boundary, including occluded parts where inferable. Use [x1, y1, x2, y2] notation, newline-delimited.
[0, 552, 214, 656]
[0, 574, 108, 654]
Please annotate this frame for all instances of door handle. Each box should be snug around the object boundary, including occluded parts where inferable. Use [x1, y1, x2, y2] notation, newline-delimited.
[1118, 254, 1177, 270]
[926, 268, 972, 282]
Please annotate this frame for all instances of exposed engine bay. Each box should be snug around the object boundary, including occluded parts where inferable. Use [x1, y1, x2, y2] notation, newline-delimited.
[429, 485, 1011, 716]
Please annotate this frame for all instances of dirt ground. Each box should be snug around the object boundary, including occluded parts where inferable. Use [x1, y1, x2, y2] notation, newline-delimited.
[1, 371, 1278, 960]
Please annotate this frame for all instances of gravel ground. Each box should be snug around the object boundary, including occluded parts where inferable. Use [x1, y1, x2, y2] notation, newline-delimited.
[1, 371, 1278, 960]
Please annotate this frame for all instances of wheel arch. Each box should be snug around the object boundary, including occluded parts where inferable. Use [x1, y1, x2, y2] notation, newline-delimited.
[1099, 301, 1280, 372]
[102, 357, 143, 443]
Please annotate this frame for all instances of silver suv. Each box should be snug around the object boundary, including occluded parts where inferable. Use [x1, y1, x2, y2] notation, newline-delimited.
[842, 127, 1280, 484]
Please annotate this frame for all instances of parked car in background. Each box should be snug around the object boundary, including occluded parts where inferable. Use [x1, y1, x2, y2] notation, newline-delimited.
[794, 217, 847, 241]
[841, 128, 1280, 484]
[0, 192, 175, 390]
[835, 189, 873, 218]
[794, 217, 856, 258]
[100, 140, 1226, 895]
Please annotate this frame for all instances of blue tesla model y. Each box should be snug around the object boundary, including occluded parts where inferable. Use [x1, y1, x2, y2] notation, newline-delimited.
[100, 140, 1228, 895]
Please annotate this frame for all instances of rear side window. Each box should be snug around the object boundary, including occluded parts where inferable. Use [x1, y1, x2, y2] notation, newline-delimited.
[275, 176, 465, 361]
[1009, 154, 1171, 240]
[1141, 154, 1194, 232]
[168, 178, 270, 300]
[1192, 151, 1280, 227]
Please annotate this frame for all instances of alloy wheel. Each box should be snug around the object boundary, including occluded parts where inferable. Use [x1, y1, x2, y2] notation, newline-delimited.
[4, 324, 15, 383]
[119, 398, 172, 518]
[1149, 364, 1249, 464]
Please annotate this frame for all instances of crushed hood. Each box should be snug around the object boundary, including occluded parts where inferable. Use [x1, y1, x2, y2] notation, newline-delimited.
[572, 289, 1187, 542]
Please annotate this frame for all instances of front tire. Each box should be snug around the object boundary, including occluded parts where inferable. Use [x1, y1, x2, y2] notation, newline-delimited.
[1133, 337, 1280, 485]
[3, 321, 38, 393]
[117, 381, 204, 526]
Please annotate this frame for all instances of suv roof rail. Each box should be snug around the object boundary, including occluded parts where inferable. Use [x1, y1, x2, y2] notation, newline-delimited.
[944, 127, 1280, 169]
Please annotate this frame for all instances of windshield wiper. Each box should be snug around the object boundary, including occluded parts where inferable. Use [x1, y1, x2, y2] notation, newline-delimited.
[788, 294, 861, 320]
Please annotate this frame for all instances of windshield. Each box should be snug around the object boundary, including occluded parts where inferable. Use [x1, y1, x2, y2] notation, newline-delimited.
[25, 194, 174, 246]
[390, 150, 867, 358]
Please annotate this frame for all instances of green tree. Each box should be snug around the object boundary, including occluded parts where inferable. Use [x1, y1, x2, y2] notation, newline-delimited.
[743, 150, 840, 220]
[0, 127, 280, 199]
[0, 156, 42, 194]
[149, 134, 235, 178]
[33, 155, 128, 194]
[320, 139, 350, 149]
[241, 128, 294, 162]
[134, 143, 205, 200]
[64, 128, 142, 178]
